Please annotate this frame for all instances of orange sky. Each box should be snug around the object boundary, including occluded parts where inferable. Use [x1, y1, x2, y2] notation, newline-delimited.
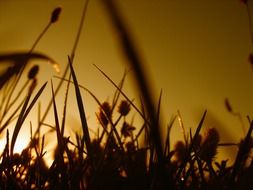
[0, 0, 253, 161]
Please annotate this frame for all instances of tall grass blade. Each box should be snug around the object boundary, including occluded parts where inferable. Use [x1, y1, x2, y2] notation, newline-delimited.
[176, 110, 207, 180]
[60, 74, 71, 136]
[231, 120, 253, 180]
[93, 64, 147, 122]
[50, 80, 68, 188]
[10, 82, 47, 156]
[68, 56, 91, 155]
[50, 80, 63, 148]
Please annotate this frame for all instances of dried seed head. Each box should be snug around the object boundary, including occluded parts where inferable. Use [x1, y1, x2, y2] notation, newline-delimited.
[98, 101, 112, 126]
[224, 98, 233, 113]
[174, 141, 186, 163]
[121, 122, 136, 138]
[118, 100, 131, 116]
[51, 7, 62, 23]
[28, 65, 39, 79]
[200, 128, 220, 162]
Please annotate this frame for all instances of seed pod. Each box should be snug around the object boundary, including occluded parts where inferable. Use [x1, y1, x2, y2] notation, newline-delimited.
[28, 65, 39, 79]
[118, 100, 131, 116]
[121, 121, 135, 138]
[200, 128, 220, 162]
[174, 141, 186, 163]
[51, 7, 62, 23]
[98, 101, 112, 126]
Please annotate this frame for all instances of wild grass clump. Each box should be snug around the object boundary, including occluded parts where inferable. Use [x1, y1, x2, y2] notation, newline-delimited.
[0, 1, 253, 190]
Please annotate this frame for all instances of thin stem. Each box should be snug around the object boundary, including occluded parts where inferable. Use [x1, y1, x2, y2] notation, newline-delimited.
[39, 0, 90, 128]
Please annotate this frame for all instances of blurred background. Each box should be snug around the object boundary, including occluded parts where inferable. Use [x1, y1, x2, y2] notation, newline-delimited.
[0, 0, 253, 163]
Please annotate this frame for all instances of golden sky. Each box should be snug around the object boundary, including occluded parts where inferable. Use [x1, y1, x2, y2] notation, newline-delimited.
[0, 0, 253, 161]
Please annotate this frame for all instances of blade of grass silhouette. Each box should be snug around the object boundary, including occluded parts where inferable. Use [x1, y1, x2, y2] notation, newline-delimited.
[176, 110, 207, 181]
[164, 115, 177, 156]
[50, 80, 63, 150]
[102, 0, 167, 187]
[231, 120, 253, 181]
[68, 56, 91, 156]
[38, 0, 90, 133]
[54, 75, 126, 151]
[0, 99, 25, 134]
[0, 78, 27, 117]
[0, 52, 58, 89]
[177, 110, 188, 144]
[93, 64, 148, 123]
[60, 73, 71, 136]
[10, 82, 47, 156]
[50, 80, 68, 188]
[3, 80, 29, 115]
[156, 89, 163, 126]
[0, 52, 57, 65]
[110, 69, 128, 113]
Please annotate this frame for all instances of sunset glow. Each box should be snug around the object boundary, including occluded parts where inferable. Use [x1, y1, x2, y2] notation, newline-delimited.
[0, 0, 253, 189]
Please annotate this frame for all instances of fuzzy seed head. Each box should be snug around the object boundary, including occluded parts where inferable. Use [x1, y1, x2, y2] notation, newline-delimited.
[98, 102, 112, 126]
[121, 122, 136, 138]
[200, 128, 220, 162]
[28, 65, 39, 79]
[51, 7, 62, 23]
[118, 100, 131, 116]
[174, 141, 187, 163]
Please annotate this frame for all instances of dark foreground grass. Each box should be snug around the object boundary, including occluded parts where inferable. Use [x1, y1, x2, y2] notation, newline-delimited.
[0, 1, 253, 190]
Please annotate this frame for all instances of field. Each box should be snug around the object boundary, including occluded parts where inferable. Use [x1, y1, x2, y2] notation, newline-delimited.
[0, 0, 253, 189]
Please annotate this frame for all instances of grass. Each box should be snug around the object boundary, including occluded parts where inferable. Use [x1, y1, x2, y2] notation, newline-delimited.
[0, 1, 253, 190]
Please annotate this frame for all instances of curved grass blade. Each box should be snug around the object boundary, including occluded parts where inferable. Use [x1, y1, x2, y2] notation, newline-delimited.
[0, 52, 59, 89]
[10, 82, 47, 156]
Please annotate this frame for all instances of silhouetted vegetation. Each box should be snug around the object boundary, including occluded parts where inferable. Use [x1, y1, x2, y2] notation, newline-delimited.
[0, 1, 253, 189]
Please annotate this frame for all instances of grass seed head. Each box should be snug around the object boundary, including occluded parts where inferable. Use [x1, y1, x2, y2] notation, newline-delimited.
[118, 100, 131, 116]
[50, 7, 62, 23]
[121, 121, 136, 138]
[28, 65, 39, 79]
[174, 140, 187, 163]
[98, 101, 112, 126]
[200, 128, 220, 162]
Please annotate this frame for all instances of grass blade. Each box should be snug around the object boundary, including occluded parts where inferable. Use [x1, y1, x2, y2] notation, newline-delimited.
[176, 110, 207, 180]
[10, 82, 47, 156]
[68, 56, 91, 156]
